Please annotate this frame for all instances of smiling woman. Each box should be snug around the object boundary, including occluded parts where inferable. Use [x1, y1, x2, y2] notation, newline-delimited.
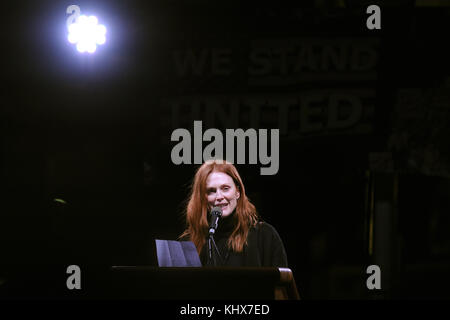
[180, 159, 288, 267]
[205, 171, 240, 218]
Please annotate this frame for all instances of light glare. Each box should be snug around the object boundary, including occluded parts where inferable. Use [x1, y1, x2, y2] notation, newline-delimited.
[76, 42, 86, 53]
[96, 35, 106, 45]
[88, 16, 98, 25]
[68, 33, 77, 44]
[68, 14, 106, 54]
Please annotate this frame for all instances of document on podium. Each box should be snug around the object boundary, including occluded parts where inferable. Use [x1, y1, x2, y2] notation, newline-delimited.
[155, 239, 202, 267]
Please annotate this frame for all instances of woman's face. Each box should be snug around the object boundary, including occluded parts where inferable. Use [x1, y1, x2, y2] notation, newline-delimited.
[205, 172, 240, 217]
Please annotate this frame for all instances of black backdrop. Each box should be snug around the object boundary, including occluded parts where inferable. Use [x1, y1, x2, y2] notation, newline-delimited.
[1, 1, 450, 299]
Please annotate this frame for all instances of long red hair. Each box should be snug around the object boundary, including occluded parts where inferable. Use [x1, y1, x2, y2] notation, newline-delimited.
[180, 160, 259, 253]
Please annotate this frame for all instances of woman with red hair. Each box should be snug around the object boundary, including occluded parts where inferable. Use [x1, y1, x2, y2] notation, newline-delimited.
[180, 160, 288, 267]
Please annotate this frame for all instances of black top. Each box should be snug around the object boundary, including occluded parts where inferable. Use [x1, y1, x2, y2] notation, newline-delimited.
[200, 214, 288, 267]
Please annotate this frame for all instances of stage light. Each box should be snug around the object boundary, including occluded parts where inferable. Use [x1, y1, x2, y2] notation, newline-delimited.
[53, 198, 67, 204]
[67, 14, 107, 53]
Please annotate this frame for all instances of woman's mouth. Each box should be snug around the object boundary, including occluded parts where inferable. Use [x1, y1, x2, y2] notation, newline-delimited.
[216, 203, 228, 210]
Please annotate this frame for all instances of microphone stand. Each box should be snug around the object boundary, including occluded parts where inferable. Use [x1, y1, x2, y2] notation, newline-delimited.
[207, 231, 223, 266]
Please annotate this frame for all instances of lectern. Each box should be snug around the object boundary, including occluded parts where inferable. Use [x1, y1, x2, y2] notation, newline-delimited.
[110, 266, 300, 300]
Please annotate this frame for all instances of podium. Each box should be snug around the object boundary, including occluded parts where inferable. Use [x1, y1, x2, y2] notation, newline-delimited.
[110, 266, 300, 300]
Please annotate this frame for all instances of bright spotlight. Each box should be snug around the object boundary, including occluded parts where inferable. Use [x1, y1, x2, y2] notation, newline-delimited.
[67, 14, 107, 53]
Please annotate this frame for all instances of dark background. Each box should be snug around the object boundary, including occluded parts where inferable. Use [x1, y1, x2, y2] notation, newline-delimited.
[1, 0, 450, 299]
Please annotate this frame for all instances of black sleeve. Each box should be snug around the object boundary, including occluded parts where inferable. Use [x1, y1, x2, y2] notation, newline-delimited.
[257, 222, 289, 267]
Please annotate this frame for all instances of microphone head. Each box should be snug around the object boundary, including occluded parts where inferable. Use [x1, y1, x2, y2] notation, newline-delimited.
[209, 206, 223, 235]
[211, 206, 223, 217]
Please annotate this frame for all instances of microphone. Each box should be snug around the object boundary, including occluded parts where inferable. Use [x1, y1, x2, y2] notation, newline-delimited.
[208, 206, 223, 235]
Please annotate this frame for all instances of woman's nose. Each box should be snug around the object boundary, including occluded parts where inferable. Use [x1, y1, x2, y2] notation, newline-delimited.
[215, 190, 224, 199]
